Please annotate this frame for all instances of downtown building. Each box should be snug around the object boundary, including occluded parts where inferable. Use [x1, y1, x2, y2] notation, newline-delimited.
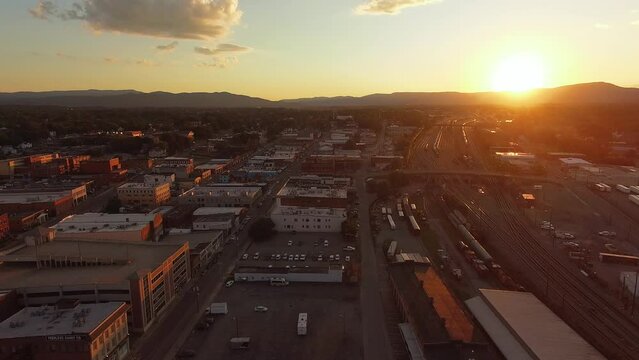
[270, 177, 349, 233]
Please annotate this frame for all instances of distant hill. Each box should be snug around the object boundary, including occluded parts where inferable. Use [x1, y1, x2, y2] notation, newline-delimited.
[0, 82, 638, 108]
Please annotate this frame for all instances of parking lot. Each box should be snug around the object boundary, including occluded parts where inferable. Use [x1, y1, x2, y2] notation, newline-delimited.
[180, 281, 363, 360]
[239, 232, 358, 268]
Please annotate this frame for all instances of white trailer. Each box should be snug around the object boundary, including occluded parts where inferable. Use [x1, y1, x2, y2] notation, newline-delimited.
[630, 186, 639, 195]
[617, 184, 631, 193]
[206, 302, 228, 315]
[386, 207, 393, 214]
[381, 208, 387, 215]
[595, 183, 606, 192]
[297, 313, 308, 335]
[630, 195, 639, 206]
[387, 214, 396, 230]
[601, 184, 612, 192]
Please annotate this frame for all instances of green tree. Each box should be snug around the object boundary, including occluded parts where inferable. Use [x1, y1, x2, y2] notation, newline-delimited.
[248, 218, 277, 241]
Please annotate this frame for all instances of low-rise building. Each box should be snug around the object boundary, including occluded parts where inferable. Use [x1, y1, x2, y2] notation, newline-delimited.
[271, 206, 346, 232]
[117, 182, 171, 208]
[0, 301, 129, 360]
[164, 231, 224, 276]
[192, 214, 235, 233]
[178, 186, 262, 208]
[0, 192, 74, 218]
[52, 212, 164, 242]
[0, 240, 190, 333]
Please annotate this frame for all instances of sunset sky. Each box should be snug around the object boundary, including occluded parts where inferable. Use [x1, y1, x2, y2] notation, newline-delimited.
[1, 0, 638, 99]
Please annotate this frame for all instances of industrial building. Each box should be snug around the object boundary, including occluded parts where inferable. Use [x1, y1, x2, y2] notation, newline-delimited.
[233, 265, 343, 283]
[117, 182, 171, 208]
[178, 186, 262, 208]
[0, 239, 190, 333]
[0, 301, 129, 360]
[465, 289, 605, 360]
[52, 212, 164, 242]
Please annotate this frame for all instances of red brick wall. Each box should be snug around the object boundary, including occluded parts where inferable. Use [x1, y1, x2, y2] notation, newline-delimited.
[0, 213, 9, 239]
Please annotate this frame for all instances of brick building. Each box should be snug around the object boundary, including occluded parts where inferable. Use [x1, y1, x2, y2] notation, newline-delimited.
[0, 301, 129, 360]
[0, 214, 9, 240]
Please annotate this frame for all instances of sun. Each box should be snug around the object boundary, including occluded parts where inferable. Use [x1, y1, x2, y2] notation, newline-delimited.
[491, 53, 546, 92]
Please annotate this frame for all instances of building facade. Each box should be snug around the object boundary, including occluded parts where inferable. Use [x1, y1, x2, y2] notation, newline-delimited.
[117, 182, 171, 208]
[0, 301, 129, 360]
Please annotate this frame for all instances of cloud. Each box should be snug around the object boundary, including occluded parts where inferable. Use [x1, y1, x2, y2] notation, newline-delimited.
[355, 0, 439, 15]
[197, 56, 238, 69]
[194, 43, 250, 56]
[29, 0, 56, 19]
[594, 23, 611, 29]
[157, 41, 178, 52]
[29, 0, 242, 40]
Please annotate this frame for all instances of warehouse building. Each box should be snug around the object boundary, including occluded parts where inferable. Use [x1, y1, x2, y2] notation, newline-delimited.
[0, 240, 190, 333]
[234, 265, 343, 283]
[0, 301, 129, 360]
[52, 212, 164, 242]
[465, 289, 605, 360]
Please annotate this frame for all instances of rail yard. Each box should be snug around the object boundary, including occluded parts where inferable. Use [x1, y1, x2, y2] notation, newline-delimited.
[400, 113, 639, 360]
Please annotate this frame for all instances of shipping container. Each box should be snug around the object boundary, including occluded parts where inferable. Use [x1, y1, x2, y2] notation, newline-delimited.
[630, 186, 639, 195]
[381, 208, 387, 215]
[387, 241, 398, 261]
[617, 184, 631, 193]
[297, 313, 308, 335]
[398, 211, 404, 218]
[410, 204, 417, 211]
[629, 195, 639, 206]
[387, 214, 396, 230]
[601, 184, 612, 192]
[457, 224, 493, 263]
[408, 215, 421, 235]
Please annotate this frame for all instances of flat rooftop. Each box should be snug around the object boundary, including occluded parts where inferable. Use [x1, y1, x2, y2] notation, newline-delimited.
[182, 187, 261, 197]
[466, 289, 605, 360]
[277, 186, 347, 199]
[163, 231, 223, 249]
[193, 207, 245, 216]
[0, 192, 68, 204]
[53, 213, 158, 233]
[193, 214, 233, 222]
[271, 204, 346, 216]
[0, 302, 126, 339]
[0, 240, 184, 288]
[118, 182, 163, 189]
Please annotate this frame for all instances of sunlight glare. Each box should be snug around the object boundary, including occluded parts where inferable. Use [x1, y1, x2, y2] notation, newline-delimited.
[491, 53, 546, 92]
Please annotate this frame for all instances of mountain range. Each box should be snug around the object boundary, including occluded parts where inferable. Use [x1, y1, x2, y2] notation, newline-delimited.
[1, 82, 638, 108]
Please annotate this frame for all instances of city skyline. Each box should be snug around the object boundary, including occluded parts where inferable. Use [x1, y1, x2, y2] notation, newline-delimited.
[1, 0, 639, 99]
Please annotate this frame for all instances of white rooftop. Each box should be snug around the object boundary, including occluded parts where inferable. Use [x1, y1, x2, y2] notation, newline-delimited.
[0, 302, 126, 339]
[466, 289, 605, 360]
[53, 213, 158, 233]
[272, 205, 346, 217]
[193, 207, 245, 216]
[182, 186, 261, 197]
[118, 182, 164, 189]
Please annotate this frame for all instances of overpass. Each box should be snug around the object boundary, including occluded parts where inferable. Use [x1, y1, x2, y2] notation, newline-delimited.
[371, 169, 559, 184]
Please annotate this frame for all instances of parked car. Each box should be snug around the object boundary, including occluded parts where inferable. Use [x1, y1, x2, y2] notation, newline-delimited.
[343, 246, 356, 251]
[335, 254, 340, 261]
[241, 254, 248, 260]
[288, 255, 294, 261]
[225, 280, 234, 287]
[345, 256, 351, 262]
[254, 306, 269, 312]
[329, 255, 335, 261]
[317, 255, 323, 261]
[300, 254, 306, 261]
[604, 243, 619, 253]
[253, 252, 260, 260]
[288, 240, 294, 246]
[598, 231, 617, 238]
[275, 254, 281, 260]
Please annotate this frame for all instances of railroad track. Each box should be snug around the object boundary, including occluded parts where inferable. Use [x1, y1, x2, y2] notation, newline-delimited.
[449, 185, 639, 359]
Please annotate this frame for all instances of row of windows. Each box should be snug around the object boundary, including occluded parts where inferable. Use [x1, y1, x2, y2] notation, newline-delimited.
[284, 225, 334, 230]
[283, 218, 332, 223]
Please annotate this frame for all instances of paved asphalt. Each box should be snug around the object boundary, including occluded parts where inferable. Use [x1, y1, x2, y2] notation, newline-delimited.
[355, 171, 394, 360]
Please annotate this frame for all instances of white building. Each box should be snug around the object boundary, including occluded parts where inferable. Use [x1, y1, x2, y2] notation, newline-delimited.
[144, 174, 176, 186]
[271, 206, 346, 232]
[270, 177, 349, 233]
[192, 214, 235, 232]
[52, 212, 163, 242]
[178, 186, 262, 207]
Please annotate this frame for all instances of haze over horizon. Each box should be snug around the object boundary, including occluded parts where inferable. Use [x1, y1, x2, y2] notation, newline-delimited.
[1, 0, 639, 99]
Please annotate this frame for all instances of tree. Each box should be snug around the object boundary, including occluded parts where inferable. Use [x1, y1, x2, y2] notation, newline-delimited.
[248, 218, 277, 241]
[104, 197, 122, 214]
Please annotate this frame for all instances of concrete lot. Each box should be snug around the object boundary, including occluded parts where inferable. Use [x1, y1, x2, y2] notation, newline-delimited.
[181, 282, 362, 360]
[240, 232, 358, 268]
